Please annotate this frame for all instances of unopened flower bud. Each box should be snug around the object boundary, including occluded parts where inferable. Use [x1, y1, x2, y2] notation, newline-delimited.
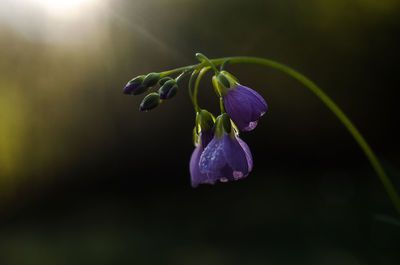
[142, 73, 161, 88]
[159, 80, 178, 99]
[139, 93, 161, 111]
[123, 75, 145, 95]
[159, 76, 173, 86]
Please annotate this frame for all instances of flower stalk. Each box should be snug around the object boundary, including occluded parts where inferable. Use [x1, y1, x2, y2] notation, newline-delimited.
[123, 55, 400, 215]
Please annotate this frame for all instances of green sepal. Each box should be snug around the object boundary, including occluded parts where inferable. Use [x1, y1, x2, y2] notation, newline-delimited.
[159, 76, 173, 86]
[212, 72, 237, 96]
[213, 113, 232, 138]
[220, 71, 239, 83]
[128, 75, 145, 85]
[193, 126, 199, 146]
[212, 75, 222, 97]
[197, 109, 215, 133]
[132, 86, 148, 95]
[166, 84, 178, 99]
[217, 73, 230, 88]
[139, 92, 161, 111]
[158, 80, 178, 99]
[127, 75, 148, 95]
[142, 73, 161, 88]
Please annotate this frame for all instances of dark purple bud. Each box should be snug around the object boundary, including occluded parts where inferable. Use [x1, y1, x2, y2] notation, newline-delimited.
[139, 93, 160, 111]
[158, 80, 178, 99]
[123, 75, 145, 95]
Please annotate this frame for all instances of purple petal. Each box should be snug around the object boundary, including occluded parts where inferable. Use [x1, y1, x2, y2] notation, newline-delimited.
[196, 134, 253, 186]
[199, 137, 226, 174]
[223, 84, 268, 132]
[200, 130, 213, 149]
[238, 85, 267, 120]
[204, 164, 233, 183]
[242, 120, 258, 131]
[222, 135, 248, 174]
[190, 146, 203, 188]
[217, 164, 235, 182]
[237, 137, 253, 172]
[190, 146, 215, 187]
[223, 90, 252, 128]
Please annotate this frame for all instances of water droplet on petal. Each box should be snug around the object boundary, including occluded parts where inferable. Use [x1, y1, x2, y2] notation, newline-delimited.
[233, 171, 244, 180]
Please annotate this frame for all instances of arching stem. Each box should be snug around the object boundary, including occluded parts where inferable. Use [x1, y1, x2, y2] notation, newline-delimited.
[195, 53, 219, 74]
[218, 57, 400, 215]
[131, 55, 399, 214]
[188, 69, 199, 112]
[193, 67, 211, 112]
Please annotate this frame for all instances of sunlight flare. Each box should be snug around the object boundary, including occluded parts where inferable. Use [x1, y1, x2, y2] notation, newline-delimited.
[28, 0, 94, 16]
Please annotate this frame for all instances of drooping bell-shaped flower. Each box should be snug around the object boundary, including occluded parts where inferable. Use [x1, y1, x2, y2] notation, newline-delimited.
[213, 71, 268, 132]
[189, 109, 215, 187]
[198, 113, 253, 185]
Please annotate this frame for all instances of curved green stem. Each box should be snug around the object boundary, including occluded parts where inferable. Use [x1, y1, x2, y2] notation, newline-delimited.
[220, 57, 400, 215]
[135, 55, 400, 214]
[220, 59, 231, 72]
[196, 53, 219, 74]
[193, 67, 211, 112]
[188, 69, 199, 112]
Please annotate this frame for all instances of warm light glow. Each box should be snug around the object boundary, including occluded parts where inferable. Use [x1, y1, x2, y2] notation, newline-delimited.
[0, 0, 107, 45]
[29, 0, 93, 16]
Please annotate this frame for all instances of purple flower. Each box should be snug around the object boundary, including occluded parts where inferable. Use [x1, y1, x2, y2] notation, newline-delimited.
[223, 84, 267, 131]
[190, 130, 214, 187]
[191, 113, 253, 187]
[213, 71, 268, 131]
[198, 133, 253, 184]
[189, 109, 215, 187]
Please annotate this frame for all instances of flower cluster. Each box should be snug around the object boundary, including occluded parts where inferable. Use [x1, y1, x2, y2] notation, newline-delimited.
[123, 73, 179, 110]
[123, 55, 267, 187]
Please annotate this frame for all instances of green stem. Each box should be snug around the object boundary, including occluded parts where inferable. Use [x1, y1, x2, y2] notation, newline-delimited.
[188, 69, 199, 112]
[220, 59, 231, 72]
[161, 66, 193, 77]
[175, 67, 194, 82]
[219, 97, 225, 114]
[220, 56, 400, 215]
[138, 55, 400, 213]
[193, 67, 211, 112]
[196, 53, 219, 74]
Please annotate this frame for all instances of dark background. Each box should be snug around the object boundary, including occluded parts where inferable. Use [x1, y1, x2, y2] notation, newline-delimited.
[1, 0, 400, 264]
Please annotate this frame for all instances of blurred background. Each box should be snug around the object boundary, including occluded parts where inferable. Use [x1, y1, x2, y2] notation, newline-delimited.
[1, 0, 400, 264]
